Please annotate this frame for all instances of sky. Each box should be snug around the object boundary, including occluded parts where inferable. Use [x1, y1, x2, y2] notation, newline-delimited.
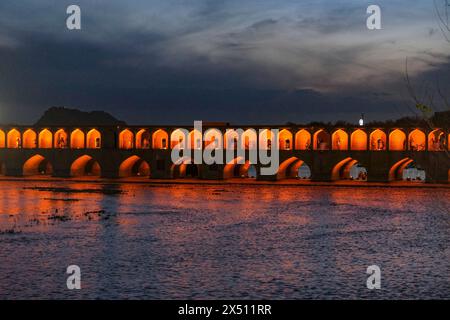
[0, 0, 449, 125]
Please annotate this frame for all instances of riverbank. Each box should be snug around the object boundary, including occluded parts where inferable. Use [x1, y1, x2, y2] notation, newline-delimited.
[0, 176, 449, 189]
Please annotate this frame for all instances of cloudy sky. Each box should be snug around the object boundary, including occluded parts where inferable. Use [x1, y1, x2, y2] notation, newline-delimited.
[0, 0, 449, 124]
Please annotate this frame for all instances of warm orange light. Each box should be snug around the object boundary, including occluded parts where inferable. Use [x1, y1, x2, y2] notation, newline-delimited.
[331, 129, 348, 150]
[351, 129, 367, 151]
[427, 129, 445, 151]
[87, 129, 101, 149]
[277, 157, 303, 179]
[313, 129, 330, 150]
[119, 155, 150, 177]
[279, 129, 293, 150]
[38, 129, 52, 148]
[152, 129, 169, 149]
[259, 129, 273, 150]
[389, 129, 406, 151]
[408, 129, 425, 151]
[7, 129, 21, 148]
[119, 129, 134, 149]
[369, 129, 386, 150]
[23, 154, 52, 176]
[70, 155, 101, 176]
[136, 129, 150, 149]
[389, 158, 413, 181]
[241, 129, 257, 150]
[23, 129, 37, 148]
[295, 129, 311, 150]
[71, 129, 85, 149]
[54, 129, 68, 148]
[204, 128, 222, 149]
[0, 130, 5, 148]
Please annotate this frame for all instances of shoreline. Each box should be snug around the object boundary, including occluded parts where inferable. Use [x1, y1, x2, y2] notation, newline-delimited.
[0, 176, 449, 189]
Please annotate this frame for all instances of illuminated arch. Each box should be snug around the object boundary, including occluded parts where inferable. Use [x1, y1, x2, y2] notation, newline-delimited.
[118, 155, 150, 178]
[428, 129, 445, 151]
[70, 155, 101, 177]
[38, 129, 52, 148]
[224, 129, 240, 149]
[331, 129, 348, 150]
[408, 129, 426, 151]
[369, 129, 386, 151]
[241, 129, 257, 150]
[331, 157, 367, 181]
[389, 129, 406, 151]
[23, 129, 37, 148]
[295, 129, 311, 150]
[223, 157, 254, 179]
[388, 157, 425, 181]
[351, 129, 367, 151]
[170, 157, 199, 178]
[259, 129, 274, 150]
[152, 129, 168, 149]
[279, 129, 293, 150]
[204, 128, 223, 149]
[170, 129, 188, 149]
[313, 129, 330, 150]
[188, 129, 202, 149]
[86, 129, 101, 149]
[0, 130, 5, 148]
[136, 129, 150, 149]
[277, 157, 305, 180]
[54, 129, 68, 148]
[70, 129, 85, 149]
[7, 129, 21, 148]
[119, 129, 134, 149]
[23, 154, 53, 176]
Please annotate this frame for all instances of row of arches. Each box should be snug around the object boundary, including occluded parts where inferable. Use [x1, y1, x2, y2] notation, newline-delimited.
[0, 127, 448, 151]
[0, 154, 444, 183]
[0, 129, 101, 149]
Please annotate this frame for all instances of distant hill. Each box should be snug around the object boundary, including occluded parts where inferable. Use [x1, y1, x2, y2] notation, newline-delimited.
[35, 107, 126, 126]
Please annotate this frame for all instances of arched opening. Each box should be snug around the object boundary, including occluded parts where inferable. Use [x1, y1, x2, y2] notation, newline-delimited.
[351, 129, 367, 151]
[152, 129, 168, 149]
[313, 129, 330, 150]
[170, 157, 200, 178]
[86, 129, 101, 149]
[54, 129, 68, 148]
[170, 129, 188, 149]
[277, 157, 310, 180]
[259, 129, 274, 150]
[224, 130, 239, 149]
[119, 129, 134, 149]
[136, 129, 150, 149]
[204, 128, 223, 149]
[295, 129, 311, 150]
[389, 129, 406, 151]
[188, 129, 202, 150]
[119, 155, 150, 178]
[7, 129, 21, 148]
[279, 129, 293, 150]
[23, 154, 53, 176]
[70, 129, 85, 149]
[389, 158, 425, 182]
[70, 155, 101, 177]
[223, 157, 255, 179]
[428, 129, 446, 151]
[369, 129, 386, 151]
[408, 129, 426, 151]
[0, 130, 5, 148]
[331, 129, 348, 150]
[23, 129, 37, 148]
[38, 129, 52, 148]
[331, 157, 367, 181]
[242, 129, 257, 150]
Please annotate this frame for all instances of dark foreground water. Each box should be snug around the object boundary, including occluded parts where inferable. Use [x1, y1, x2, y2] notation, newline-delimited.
[0, 180, 449, 299]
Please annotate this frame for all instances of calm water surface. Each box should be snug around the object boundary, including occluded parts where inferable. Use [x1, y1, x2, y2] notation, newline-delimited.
[0, 181, 449, 299]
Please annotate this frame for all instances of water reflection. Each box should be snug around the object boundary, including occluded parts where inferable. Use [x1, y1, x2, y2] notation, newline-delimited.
[0, 181, 449, 299]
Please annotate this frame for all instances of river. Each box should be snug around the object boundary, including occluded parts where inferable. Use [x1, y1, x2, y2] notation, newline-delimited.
[0, 181, 449, 299]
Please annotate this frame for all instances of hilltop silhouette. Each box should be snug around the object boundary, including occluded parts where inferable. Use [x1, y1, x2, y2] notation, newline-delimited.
[35, 107, 126, 126]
